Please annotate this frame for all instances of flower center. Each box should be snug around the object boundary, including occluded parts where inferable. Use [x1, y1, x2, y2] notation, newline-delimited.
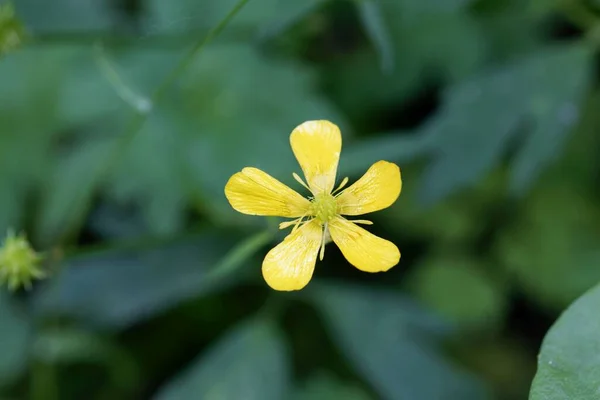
[310, 193, 337, 224]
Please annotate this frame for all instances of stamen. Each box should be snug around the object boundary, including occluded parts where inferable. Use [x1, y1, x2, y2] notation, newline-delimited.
[332, 177, 349, 196]
[279, 219, 300, 230]
[349, 219, 373, 225]
[292, 217, 305, 233]
[292, 214, 312, 233]
[293, 173, 311, 191]
[319, 223, 327, 261]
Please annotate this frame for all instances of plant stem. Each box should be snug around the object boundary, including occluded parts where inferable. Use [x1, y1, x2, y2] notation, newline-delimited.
[57, 0, 252, 246]
[30, 361, 59, 400]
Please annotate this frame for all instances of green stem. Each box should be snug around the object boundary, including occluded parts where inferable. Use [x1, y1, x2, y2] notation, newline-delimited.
[56, 0, 252, 246]
[30, 361, 59, 400]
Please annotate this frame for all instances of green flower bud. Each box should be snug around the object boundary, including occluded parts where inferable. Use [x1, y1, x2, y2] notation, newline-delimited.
[0, 231, 45, 291]
[0, 2, 26, 57]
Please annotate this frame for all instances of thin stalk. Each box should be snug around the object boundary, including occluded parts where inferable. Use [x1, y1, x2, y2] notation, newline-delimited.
[56, 0, 252, 246]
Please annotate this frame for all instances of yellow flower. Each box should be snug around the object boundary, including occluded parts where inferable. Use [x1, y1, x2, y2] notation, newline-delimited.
[225, 120, 402, 291]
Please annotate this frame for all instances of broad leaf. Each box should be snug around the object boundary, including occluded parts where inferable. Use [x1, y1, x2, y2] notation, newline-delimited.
[307, 283, 490, 400]
[155, 318, 290, 400]
[177, 44, 346, 222]
[35, 135, 114, 247]
[495, 183, 600, 311]
[0, 293, 31, 387]
[405, 257, 508, 331]
[293, 372, 373, 400]
[32, 230, 267, 329]
[144, 0, 323, 36]
[326, 3, 483, 123]
[15, 0, 117, 32]
[419, 43, 591, 203]
[529, 283, 600, 400]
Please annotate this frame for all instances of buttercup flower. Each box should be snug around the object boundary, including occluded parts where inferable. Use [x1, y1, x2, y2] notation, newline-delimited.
[225, 120, 401, 291]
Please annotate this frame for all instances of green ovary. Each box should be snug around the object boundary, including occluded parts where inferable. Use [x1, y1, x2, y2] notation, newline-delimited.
[310, 193, 338, 224]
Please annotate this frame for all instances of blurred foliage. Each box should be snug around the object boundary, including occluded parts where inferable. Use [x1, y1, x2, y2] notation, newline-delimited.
[1, 0, 600, 399]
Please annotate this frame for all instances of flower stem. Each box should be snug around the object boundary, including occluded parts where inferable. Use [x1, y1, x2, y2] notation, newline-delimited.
[56, 0, 252, 246]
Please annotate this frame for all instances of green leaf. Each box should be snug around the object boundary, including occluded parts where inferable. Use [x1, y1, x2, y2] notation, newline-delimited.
[326, 3, 484, 121]
[32, 229, 264, 329]
[307, 283, 490, 400]
[419, 43, 592, 203]
[495, 183, 600, 311]
[15, 0, 117, 32]
[155, 318, 290, 400]
[0, 293, 31, 387]
[35, 135, 114, 248]
[108, 112, 188, 237]
[356, 0, 394, 72]
[529, 283, 600, 400]
[376, 166, 505, 245]
[0, 47, 75, 234]
[33, 328, 139, 390]
[0, 181, 22, 237]
[293, 372, 373, 400]
[177, 44, 346, 223]
[339, 132, 432, 179]
[405, 256, 508, 331]
[144, 0, 323, 36]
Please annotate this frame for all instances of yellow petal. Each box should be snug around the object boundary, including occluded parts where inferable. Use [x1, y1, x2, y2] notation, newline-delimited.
[336, 161, 401, 216]
[328, 217, 400, 272]
[262, 219, 323, 291]
[225, 167, 310, 217]
[290, 120, 342, 195]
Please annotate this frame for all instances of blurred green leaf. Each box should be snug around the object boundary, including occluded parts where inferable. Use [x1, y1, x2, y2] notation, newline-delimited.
[255, 0, 323, 40]
[0, 47, 97, 235]
[32, 229, 262, 329]
[476, 0, 547, 61]
[108, 112, 188, 237]
[326, 2, 484, 121]
[419, 43, 592, 203]
[155, 318, 290, 400]
[405, 256, 508, 331]
[456, 338, 537, 400]
[544, 89, 600, 188]
[0, 181, 22, 237]
[339, 132, 432, 179]
[377, 166, 505, 245]
[529, 283, 600, 400]
[0, 47, 74, 169]
[144, 0, 323, 36]
[15, 0, 117, 32]
[34, 328, 139, 390]
[293, 372, 373, 400]
[0, 293, 31, 387]
[307, 283, 490, 400]
[496, 183, 600, 311]
[355, 0, 394, 72]
[35, 136, 114, 248]
[177, 44, 346, 222]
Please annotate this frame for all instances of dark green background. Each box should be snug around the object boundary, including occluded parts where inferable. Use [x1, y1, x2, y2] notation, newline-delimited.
[1, 0, 599, 399]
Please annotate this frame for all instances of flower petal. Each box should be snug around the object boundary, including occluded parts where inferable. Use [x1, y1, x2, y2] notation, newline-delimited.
[225, 167, 310, 217]
[262, 219, 323, 291]
[290, 120, 342, 195]
[336, 161, 401, 216]
[328, 216, 400, 272]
